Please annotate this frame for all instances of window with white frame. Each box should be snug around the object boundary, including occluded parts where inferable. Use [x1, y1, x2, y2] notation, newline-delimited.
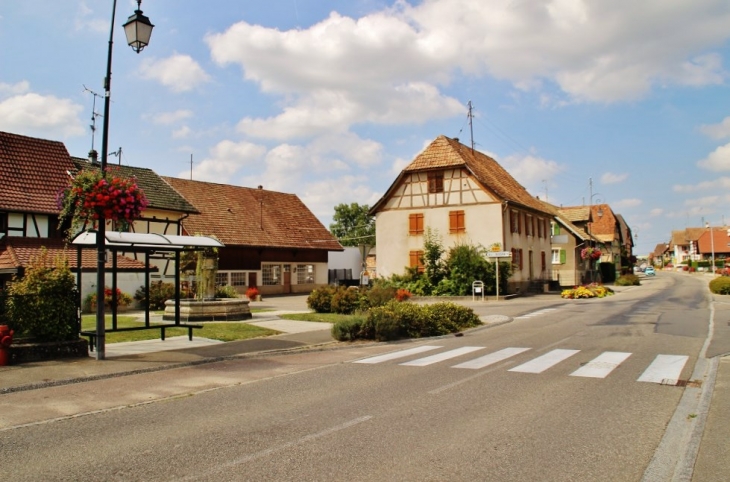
[262, 264, 281, 285]
[552, 248, 562, 264]
[297, 264, 315, 284]
[230, 272, 247, 286]
[216, 272, 229, 286]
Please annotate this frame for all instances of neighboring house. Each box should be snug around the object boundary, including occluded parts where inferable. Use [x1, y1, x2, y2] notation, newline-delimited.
[650, 242, 671, 268]
[162, 177, 343, 295]
[697, 226, 730, 268]
[539, 203, 594, 287]
[368, 135, 554, 293]
[669, 228, 706, 265]
[71, 157, 199, 282]
[614, 213, 635, 272]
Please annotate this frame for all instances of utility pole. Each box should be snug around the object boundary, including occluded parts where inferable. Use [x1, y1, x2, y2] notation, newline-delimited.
[467, 100, 475, 153]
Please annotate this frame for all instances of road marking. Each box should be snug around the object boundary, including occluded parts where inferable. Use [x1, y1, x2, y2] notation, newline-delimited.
[353, 345, 442, 364]
[400, 346, 485, 366]
[508, 349, 580, 373]
[453, 347, 531, 369]
[570, 351, 632, 378]
[514, 308, 557, 319]
[637, 354, 689, 384]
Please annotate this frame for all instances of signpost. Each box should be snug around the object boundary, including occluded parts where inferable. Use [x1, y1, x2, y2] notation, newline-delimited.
[487, 250, 512, 301]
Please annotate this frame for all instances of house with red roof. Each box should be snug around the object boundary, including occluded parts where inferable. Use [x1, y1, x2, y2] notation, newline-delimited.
[369, 135, 554, 293]
[162, 177, 343, 296]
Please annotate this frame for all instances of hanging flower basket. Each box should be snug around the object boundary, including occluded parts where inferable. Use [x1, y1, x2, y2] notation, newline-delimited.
[581, 247, 602, 260]
[58, 168, 148, 237]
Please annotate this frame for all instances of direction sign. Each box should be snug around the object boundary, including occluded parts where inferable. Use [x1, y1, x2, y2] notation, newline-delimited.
[487, 251, 512, 258]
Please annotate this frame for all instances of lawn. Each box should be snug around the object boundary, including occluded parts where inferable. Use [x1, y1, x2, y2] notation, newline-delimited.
[278, 312, 355, 323]
[80, 315, 279, 343]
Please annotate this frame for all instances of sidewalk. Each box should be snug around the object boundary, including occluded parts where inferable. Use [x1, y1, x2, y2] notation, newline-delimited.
[0, 295, 336, 394]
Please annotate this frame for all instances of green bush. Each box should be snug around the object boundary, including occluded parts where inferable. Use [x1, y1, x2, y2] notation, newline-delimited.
[307, 285, 338, 313]
[134, 281, 175, 310]
[216, 285, 239, 298]
[331, 287, 360, 314]
[615, 274, 641, 286]
[709, 277, 730, 295]
[5, 248, 79, 342]
[347, 301, 482, 341]
[357, 285, 397, 310]
[331, 314, 367, 341]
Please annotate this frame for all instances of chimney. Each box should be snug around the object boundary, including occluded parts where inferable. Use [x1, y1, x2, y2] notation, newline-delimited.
[89, 149, 99, 164]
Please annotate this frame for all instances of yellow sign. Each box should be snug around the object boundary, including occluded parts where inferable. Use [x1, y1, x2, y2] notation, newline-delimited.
[489, 243, 502, 252]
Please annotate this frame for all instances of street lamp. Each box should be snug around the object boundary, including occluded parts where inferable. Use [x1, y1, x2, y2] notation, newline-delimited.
[706, 222, 715, 275]
[95, 0, 154, 360]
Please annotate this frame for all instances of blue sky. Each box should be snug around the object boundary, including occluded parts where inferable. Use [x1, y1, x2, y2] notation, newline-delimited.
[2, 0, 730, 256]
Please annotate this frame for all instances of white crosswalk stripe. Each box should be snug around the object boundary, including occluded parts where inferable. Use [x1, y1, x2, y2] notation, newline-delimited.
[637, 354, 689, 384]
[514, 308, 558, 319]
[453, 347, 531, 369]
[353, 345, 690, 385]
[509, 349, 581, 373]
[400, 346, 485, 366]
[570, 351, 632, 378]
[353, 345, 443, 364]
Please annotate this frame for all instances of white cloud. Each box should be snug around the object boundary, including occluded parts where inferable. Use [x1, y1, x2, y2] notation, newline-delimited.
[0, 92, 84, 137]
[649, 208, 664, 217]
[147, 110, 193, 125]
[601, 172, 628, 184]
[500, 152, 565, 193]
[74, 1, 107, 34]
[613, 198, 642, 209]
[697, 143, 730, 171]
[172, 126, 192, 139]
[0, 81, 30, 97]
[674, 176, 730, 192]
[139, 54, 211, 93]
[183, 140, 267, 182]
[684, 195, 722, 207]
[700, 117, 730, 140]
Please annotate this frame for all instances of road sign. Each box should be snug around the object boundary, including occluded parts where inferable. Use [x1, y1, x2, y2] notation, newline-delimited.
[487, 251, 512, 258]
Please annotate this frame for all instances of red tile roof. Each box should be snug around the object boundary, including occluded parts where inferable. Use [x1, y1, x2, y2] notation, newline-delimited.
[0, 131, 76, 214]
[372, 135, 551, 215]
[697, 227, 730, 254]
[161, 177, 343, 251]
[0, 237, 150, 272]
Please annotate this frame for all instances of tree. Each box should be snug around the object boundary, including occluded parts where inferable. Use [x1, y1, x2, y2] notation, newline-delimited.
[329, 203, 375, 247]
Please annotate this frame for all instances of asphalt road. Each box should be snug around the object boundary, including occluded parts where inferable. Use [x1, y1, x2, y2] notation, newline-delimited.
[1, 273, 724, 481]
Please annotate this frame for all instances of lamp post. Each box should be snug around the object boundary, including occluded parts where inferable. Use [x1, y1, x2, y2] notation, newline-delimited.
[706, 222, 715, 275]
[95, 0, 153, 360]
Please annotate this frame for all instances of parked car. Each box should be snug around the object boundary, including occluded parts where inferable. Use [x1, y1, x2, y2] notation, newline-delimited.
[644, 267, 656, 276]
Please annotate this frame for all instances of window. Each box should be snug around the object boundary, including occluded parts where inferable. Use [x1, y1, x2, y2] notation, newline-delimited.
[541, 251, 546, 271]
[215, 272, 229, 286]
[537, 218, 544, 238]
[409, 250, 425, 273]
[262, 264, 281, 285]
[297, 264, 315, 284]
[512, 248, 522, 271]
[510, 210, 521, 234]
[449, 210, 465, 233]
[427, 172, 444, 193]
[552, 248, 566, 264]
[526, 215, 533, 236]
[409, 213, 424, 235]
[230, 272, 247, 286]
[519, 249, 524, 270]
[551, 222, 560, 236]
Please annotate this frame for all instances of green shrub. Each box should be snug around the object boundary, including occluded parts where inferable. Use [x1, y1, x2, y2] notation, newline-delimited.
[216, 285, 239, 298]
[358, 285, 397, 310]
[709, 277, 730, 295]
[134, 281, 175, 310]
[360, 301, 481, 341]
[331, 314, 367, 341]
[5, 248, 79, 342]
[331, 287, 360, 314]
[615, 274, 640, 286]
[307, 285, 337, 313]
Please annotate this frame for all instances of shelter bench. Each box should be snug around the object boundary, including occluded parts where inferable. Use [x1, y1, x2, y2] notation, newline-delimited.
[81, 324, 204, 352]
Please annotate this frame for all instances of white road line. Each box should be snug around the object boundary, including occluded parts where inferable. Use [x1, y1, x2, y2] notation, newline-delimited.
[570, 351, 632, 378]
[353, 345, 442, 364]
[453, 347, 531, 369]
[508, 349, 580, 373]
[515, 308, 557, 319]
[637, 354, 689, 384]
[400, 346, 485, 367]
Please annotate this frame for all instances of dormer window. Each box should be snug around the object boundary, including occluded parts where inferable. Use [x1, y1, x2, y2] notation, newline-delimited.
[427, 171, 444, 193]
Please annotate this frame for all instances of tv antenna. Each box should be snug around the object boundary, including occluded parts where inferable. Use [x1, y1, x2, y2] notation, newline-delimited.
[82, 85, 104, 152]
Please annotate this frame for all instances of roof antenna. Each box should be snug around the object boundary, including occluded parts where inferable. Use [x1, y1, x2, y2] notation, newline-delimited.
[467, 100, 475, 154]
[109, 147, 123, 165]
[82, 85, 103, 153]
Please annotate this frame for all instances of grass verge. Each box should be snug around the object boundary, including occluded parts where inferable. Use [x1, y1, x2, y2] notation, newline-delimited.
[80, 315, 279, 343]
[278, 312, 353, 323]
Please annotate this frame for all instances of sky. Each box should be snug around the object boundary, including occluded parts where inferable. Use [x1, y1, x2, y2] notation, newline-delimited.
[2, 0, 730, 256]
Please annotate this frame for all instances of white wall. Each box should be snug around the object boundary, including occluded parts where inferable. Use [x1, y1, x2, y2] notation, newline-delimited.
[328, 247, 363, 273]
